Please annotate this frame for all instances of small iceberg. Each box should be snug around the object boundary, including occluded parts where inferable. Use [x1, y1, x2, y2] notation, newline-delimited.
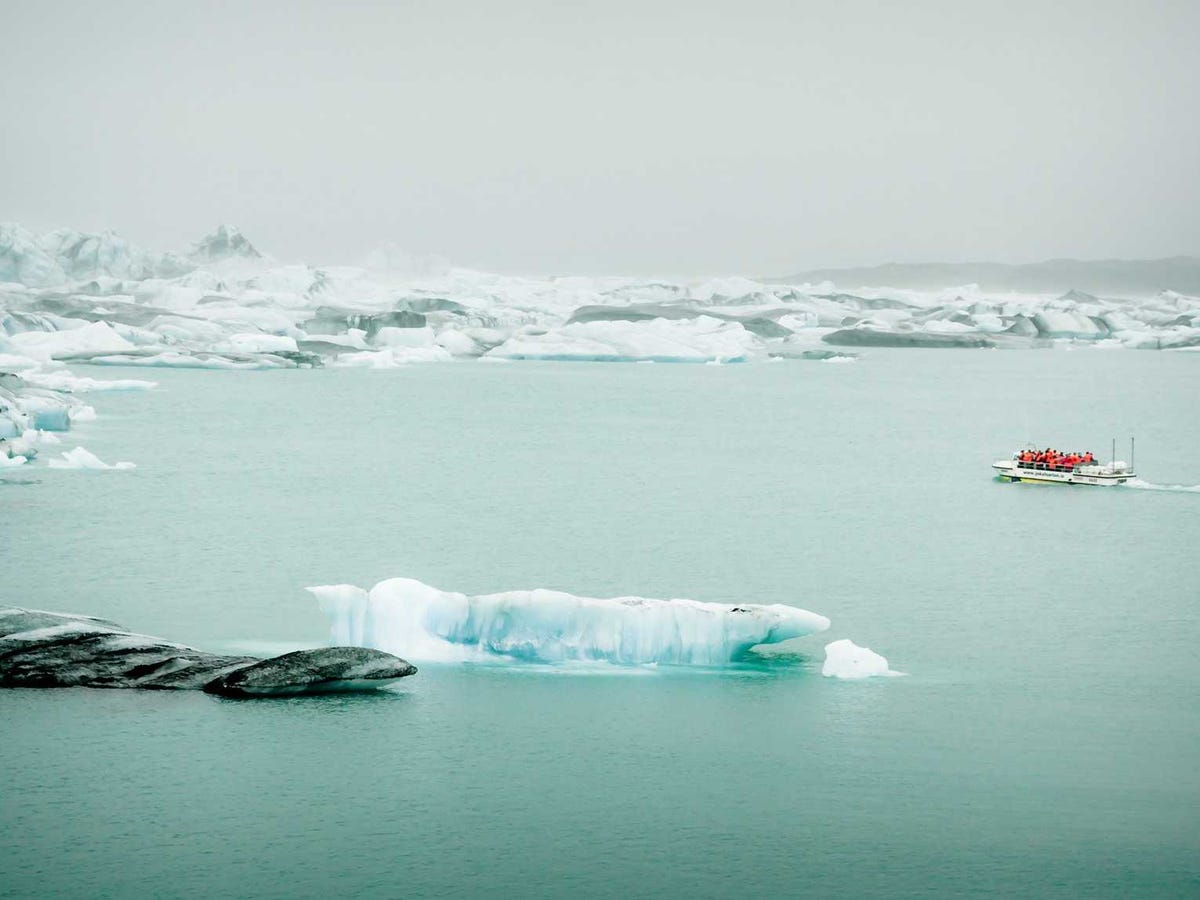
[822, 638, 902, 679]
[48, 446, 135, 470]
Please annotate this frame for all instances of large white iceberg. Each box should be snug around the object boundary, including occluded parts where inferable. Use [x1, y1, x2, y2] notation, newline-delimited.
[308, 577, 830, 666]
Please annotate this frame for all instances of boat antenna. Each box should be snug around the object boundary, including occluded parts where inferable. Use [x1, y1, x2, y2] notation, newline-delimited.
[1111, 437, 1115, 466]
[1131, 436, 1135, 472]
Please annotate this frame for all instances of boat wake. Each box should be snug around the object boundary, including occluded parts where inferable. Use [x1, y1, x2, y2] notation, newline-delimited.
[1125, 478, 1200, 494]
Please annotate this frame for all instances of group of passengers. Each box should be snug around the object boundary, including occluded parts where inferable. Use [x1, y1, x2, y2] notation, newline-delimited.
[1018, 448, 1095, 469]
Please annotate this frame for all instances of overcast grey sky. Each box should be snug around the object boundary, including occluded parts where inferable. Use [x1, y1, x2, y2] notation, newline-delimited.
[3, 0, 1197, 275]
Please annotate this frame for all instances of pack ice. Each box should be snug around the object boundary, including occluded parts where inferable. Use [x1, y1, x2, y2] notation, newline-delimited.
[4, 221, 1199, 391]
[308, 577, 831, 666]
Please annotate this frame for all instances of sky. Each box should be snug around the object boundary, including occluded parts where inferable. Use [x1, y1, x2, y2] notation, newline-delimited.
[2, 0, 1198, 276]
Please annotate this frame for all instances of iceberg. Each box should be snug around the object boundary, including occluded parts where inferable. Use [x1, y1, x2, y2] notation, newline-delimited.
[7, 392, 76, 431]
[308, 577, 830, 666]
[486, 317, 761, 363]
[331, 346, 452, 367]
[8, 321, 136, 361]
[822, 638, 901, 679]
[18, 370, 157, 392]
[48, 446, 135, 470]
[218, 333, 299, 354]
[87, 351, 299, 370]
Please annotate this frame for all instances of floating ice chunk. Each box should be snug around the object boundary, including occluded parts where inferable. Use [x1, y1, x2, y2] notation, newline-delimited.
[331, 346, 452, 367]
[921, 318, 976, 334]
[69, 404, 97, 422]
[486, 317, 760, 363]
[372, 325, 436, 348]
[1031, 310, 1107, 339]
[19, 370, 157, 392]
[9, 322, 136, 361]
[434, 329, 483, 357]
[300, 329, 369, 350]
[5, 427, 58, 459]
[309, 577, 830, 666]
[23, 428, 60, 446]
[220, 333, 299, 354]
[87, 351, 284, 370]
[822, 638, 901, 679]
[0, 453, 28, 467]
[10, 395, 70, 432]
[48, 446, 135, 470]
[0, 352, 41, 372]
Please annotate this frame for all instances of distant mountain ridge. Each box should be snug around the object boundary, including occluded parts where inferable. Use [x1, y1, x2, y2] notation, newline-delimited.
[779, 256, 1200, 295]
[0, 223, 264, 287]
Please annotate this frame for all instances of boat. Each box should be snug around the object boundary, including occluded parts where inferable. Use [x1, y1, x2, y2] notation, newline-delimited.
[993, 439, 1136, 486]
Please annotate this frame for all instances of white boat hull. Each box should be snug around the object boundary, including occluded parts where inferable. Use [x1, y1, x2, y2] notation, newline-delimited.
[992, 459, 1134, 486]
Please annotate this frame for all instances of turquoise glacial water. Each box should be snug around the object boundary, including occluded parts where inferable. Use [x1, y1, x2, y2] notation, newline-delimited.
[2, 350, 1199, 897]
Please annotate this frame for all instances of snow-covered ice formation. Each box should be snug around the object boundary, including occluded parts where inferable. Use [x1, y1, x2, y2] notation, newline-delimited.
[308, 577, 831, 666]
[2, 222, 1197, 390]
[821, 639, 902, 679]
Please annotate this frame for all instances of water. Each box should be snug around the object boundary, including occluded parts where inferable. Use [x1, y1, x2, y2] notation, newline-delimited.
[3, 350, 1199, 897]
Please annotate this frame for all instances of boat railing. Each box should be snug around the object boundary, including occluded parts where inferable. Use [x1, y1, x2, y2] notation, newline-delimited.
[1014, 460, 1085, 473]
[1013, 459, 1128, 474]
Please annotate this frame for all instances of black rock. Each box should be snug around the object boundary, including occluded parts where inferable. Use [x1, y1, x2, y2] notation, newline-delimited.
[203, 647, 418, 697]
[0, 608, 415, 696]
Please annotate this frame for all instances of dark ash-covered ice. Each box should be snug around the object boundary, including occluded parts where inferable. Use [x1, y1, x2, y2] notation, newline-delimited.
[822, 327, 997, 348]
[0, 608, 416, 696]
[204, 647, 418, 697]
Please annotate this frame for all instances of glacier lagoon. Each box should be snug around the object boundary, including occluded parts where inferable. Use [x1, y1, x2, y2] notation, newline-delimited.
[2, 350, 1199, 897]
